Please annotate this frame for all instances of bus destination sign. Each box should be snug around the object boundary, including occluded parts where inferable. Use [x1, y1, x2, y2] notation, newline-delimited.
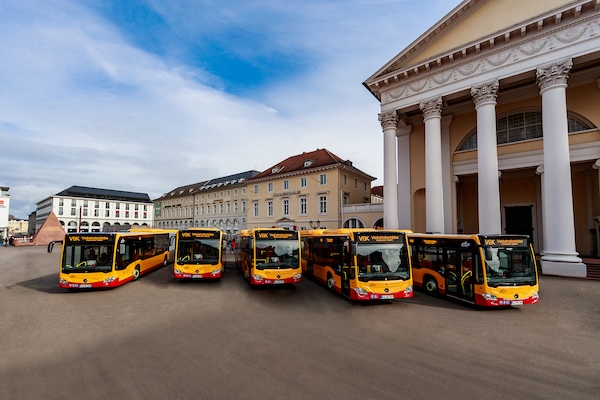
[356, 232, 403, 244]
[66, 235, 112, 244]
[257, 231, 299, 241]
[180, 231, 220, 240]
[483, 237, 528, 247]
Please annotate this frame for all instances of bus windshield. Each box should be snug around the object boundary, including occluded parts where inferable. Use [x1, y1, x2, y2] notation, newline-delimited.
[255, 239, 300, 270]
[356, 243, 410, 281]
[177, 238, 220, 265]
[484, 246, 537, 287]
[62, 244, 114, 273]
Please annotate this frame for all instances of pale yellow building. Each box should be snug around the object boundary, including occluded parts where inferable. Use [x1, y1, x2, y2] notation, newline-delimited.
[154, 171, 259, 238]
[364, 0, 600, 277]
[245, 149, 375, 230]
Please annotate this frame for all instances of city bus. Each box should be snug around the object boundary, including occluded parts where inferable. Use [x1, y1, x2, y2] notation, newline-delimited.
[408, 233, 539, 307]
[48, 230, 173, 289]
[237, 228, 302, 285]
[300, 229, 413, 301]
[174, 228, 225, 279]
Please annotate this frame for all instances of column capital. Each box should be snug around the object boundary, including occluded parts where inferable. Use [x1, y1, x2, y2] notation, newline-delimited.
[536, 58, 573, 92]
[536, 165, 544, 175]
[471, 80, 499, 108]
[378, 111, 399, 130]
[419, 97, 443, 120]
[593, 159, 600, 170]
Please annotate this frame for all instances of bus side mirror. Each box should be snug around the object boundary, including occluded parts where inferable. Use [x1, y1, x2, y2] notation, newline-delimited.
[47, 240, 62, 253]
[485, 248, 492, 261]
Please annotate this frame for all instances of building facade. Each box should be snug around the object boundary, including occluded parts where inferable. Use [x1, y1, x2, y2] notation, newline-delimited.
[35, 186, 153, 233]
[0, 186, 9, 240]
[245, 149, 375, 230]
[364, 0, 600, 277]
[153, 171, 260, 238]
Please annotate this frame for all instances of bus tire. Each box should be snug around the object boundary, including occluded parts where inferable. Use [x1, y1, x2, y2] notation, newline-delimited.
[424, 275, 438, 295]
[326, 274, 335, 291]
[133, 266, 141, 281]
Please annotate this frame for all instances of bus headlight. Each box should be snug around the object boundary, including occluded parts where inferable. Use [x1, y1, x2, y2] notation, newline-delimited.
[482, 293, 498, 301]
[252, 274, 263, 282]
[532, 292, 539, 300]
[103, 277, 117, 285]
[404, 286, 413, 296]
[211, 269, 222, 276]
[174, 269, 182, 275]
[293, 273, 302, 280]
[353, 288, 368, 295]
[59, 279, 68, 286]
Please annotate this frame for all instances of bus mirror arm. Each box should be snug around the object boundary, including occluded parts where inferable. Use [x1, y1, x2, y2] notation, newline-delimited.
[47, 240, 62, 253]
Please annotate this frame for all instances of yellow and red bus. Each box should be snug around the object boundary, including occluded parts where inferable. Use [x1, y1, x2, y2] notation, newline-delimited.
[237, 228, 302, 285]
[49, 230, 172, 290]
[300, 229, 413, 301]
[408, 233, 539, 307]
[174, 228, 225, 279]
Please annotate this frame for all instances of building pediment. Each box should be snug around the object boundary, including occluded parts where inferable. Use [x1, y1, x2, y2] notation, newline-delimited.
[365, 0, 600, 108]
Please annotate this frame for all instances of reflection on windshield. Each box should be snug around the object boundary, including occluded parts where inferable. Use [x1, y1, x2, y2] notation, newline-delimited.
[484, 247, 536, 286]
[62, 245, 114, 273]
[356, 243, 410, 281]
[256, 239, 300, 270]
[177, 239, 220, 265]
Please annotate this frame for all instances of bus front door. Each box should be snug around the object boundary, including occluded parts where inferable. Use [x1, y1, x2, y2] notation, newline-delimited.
[445, 249, 474, 302]
[341, 264, 351, 297]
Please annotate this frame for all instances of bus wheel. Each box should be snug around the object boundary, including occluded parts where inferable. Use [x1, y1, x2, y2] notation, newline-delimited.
[424, 276, 438, 295]
[133, 266, 141, 281]
[326, 274, 335, 291]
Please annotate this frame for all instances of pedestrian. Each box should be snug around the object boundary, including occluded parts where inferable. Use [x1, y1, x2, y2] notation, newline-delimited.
[231, 239, 236, 254]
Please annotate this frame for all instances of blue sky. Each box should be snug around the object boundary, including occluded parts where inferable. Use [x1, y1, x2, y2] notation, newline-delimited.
[0, 0, 462, 219]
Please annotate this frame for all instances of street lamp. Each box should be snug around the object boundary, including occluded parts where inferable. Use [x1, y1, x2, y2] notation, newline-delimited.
[309, 220, 320, 229]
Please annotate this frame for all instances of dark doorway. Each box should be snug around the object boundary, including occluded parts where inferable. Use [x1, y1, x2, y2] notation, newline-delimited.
[504, 205, 533, 238]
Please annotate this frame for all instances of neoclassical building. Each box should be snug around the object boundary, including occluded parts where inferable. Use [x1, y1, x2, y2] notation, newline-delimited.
[364, 0, 600, 277]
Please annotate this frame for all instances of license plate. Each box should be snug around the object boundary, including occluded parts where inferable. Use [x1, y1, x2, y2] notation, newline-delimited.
[511, 300, 523, 305]
[79, 284, 91, 288]
[274, 280, 284, 284]
[381, 294, 394, 299]
[192, 275, 202, 279]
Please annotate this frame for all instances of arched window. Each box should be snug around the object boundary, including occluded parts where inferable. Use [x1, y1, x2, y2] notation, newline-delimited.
[457, 110, 594, 151]
[343, 218, 364, 228]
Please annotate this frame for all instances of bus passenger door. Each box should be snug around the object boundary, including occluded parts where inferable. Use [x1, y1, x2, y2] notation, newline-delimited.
[458, 251, 474, 301]
[445, 249, 459, 296]
[341, 264, 351, 297]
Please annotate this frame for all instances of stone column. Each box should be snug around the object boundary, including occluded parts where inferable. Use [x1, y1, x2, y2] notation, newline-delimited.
[379, 111, 399, 230]
[441, 115, 453, 233]
[396, 122, 412, 229]
[471, 80, 502, 234]
[536, 58, 585, 277]
[419, 97, 444, 233]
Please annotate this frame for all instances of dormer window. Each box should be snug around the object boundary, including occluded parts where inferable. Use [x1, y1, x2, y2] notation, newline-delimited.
[272, 166, 284, 174]
[303, 159, 313, 167]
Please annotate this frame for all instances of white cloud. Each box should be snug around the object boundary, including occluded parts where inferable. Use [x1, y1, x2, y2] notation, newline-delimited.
[0, 0, 461, 219]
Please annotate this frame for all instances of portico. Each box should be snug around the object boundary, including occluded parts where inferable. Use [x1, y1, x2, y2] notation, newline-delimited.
[365, 0, 600, 277]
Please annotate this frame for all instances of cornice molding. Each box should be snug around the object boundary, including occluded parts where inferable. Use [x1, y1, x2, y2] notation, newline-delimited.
[372, 3, 600, 106]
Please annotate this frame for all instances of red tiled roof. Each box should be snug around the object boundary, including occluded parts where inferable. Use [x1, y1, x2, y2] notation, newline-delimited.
[249, 149, 348, 179]
[371, 185, 383, 197]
